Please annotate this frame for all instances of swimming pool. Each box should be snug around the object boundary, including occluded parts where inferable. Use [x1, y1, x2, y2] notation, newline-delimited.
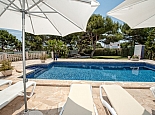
[26, 62, 155, 82]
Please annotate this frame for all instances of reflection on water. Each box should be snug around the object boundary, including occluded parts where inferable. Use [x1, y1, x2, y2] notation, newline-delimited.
[131, 67, 139, 75]
[103, 73, 116, 80]
[112, 75, 117, 81]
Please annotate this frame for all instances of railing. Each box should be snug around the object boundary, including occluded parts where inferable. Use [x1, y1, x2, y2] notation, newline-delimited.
[0, 55, 3, 61]
[27, 52, 41, 60]
[7, 53, 22, 62]
[0, 51, 47, 62]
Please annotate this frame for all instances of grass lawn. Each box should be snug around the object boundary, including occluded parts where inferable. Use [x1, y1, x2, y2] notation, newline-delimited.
[92, 56, 127, 59]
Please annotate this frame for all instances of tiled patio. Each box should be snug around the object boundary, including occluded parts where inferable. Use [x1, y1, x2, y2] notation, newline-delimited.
[0, 59, 155, 115]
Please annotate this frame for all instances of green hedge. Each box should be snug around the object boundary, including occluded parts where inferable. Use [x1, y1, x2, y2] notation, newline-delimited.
[83, 47, 134, 57]
[103, 48, 121, 56]
[83, 48, 121, 56]
[94, 48, 103, 56]
[121, 47, 134, 57]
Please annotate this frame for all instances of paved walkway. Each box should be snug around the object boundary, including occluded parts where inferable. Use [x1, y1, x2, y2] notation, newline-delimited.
[0, 58, 155, 115]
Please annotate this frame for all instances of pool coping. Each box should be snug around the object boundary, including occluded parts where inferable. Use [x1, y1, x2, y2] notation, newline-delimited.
[29, 80, 155, 89]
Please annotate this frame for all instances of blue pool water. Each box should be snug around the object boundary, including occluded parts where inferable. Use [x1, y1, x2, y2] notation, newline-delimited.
[26, 62, 155, 82]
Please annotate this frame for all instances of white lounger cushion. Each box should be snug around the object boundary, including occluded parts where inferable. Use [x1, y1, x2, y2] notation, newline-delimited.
[102, 85, 150, 115]
[0, 80, 12, 87]
[61, 84, 95, 115]
[0, 81, 36, 109]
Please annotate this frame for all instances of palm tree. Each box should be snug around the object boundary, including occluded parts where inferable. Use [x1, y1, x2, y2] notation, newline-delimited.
[46, 39, 68, 58]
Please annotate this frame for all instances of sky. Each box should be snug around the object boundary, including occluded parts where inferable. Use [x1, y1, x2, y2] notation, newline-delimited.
[94, 0, 124, 18]
[1, 0, 124, 41]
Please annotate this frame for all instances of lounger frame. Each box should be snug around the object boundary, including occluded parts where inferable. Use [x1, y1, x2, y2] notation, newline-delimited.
[100, 85, 151, 115]
[0, 80, 12, 87]
[150, 87, 155, 97]
[100, 85, 117, 115]
[0, 81, 36, 109]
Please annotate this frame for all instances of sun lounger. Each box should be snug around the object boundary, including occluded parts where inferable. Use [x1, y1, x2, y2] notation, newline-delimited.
[0, 79, 12, 87]
[59, 84, 98, 115]
[150, 87, 155, 97]
[0, 81, 36, 109]
[100, 85, 151, 115]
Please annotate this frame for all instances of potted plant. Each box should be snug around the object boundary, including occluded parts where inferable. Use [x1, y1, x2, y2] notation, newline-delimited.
[0, 60, 13, 76]
[40, 54, 47, 63]
[131, 55, 139, 61]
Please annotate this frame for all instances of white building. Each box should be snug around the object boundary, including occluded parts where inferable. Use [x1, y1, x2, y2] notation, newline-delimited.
[97, 40, 120, 49]
[104, 42, 120, 49]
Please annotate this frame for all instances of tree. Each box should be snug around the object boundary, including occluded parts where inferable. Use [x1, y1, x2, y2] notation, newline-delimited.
[62, 33, 78, 50]
[64, 32, 90, 54]
[76, 32, 90, 54]
[121, 23, 149, 47]
[103, 19, 123, 44]
[145, 28, 155, 59]
[25, 33, 44, 51]
[14, 39, 22, 51]
[86, 15, 122, 57]
[0, 30, 17, 51]
[86, 14, 105, 57]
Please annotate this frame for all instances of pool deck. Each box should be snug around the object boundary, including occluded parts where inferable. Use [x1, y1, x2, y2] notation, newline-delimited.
[0, 58, 155, 115]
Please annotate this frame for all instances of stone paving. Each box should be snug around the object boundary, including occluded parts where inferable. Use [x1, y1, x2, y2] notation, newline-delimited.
[0, 58, 155, 115]
[0, 86, 155, 115]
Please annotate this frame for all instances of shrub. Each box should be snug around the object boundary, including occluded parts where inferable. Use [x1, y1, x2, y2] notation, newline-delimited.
[0, 60, 13, 71]
[40, 54, 47, 60]
[132, 55, 139, 59]
[94, 48, 103, 56]
[83, 49, 92, 54]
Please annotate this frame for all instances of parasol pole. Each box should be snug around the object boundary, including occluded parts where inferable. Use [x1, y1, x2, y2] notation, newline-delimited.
[22, 0, 28, 112]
